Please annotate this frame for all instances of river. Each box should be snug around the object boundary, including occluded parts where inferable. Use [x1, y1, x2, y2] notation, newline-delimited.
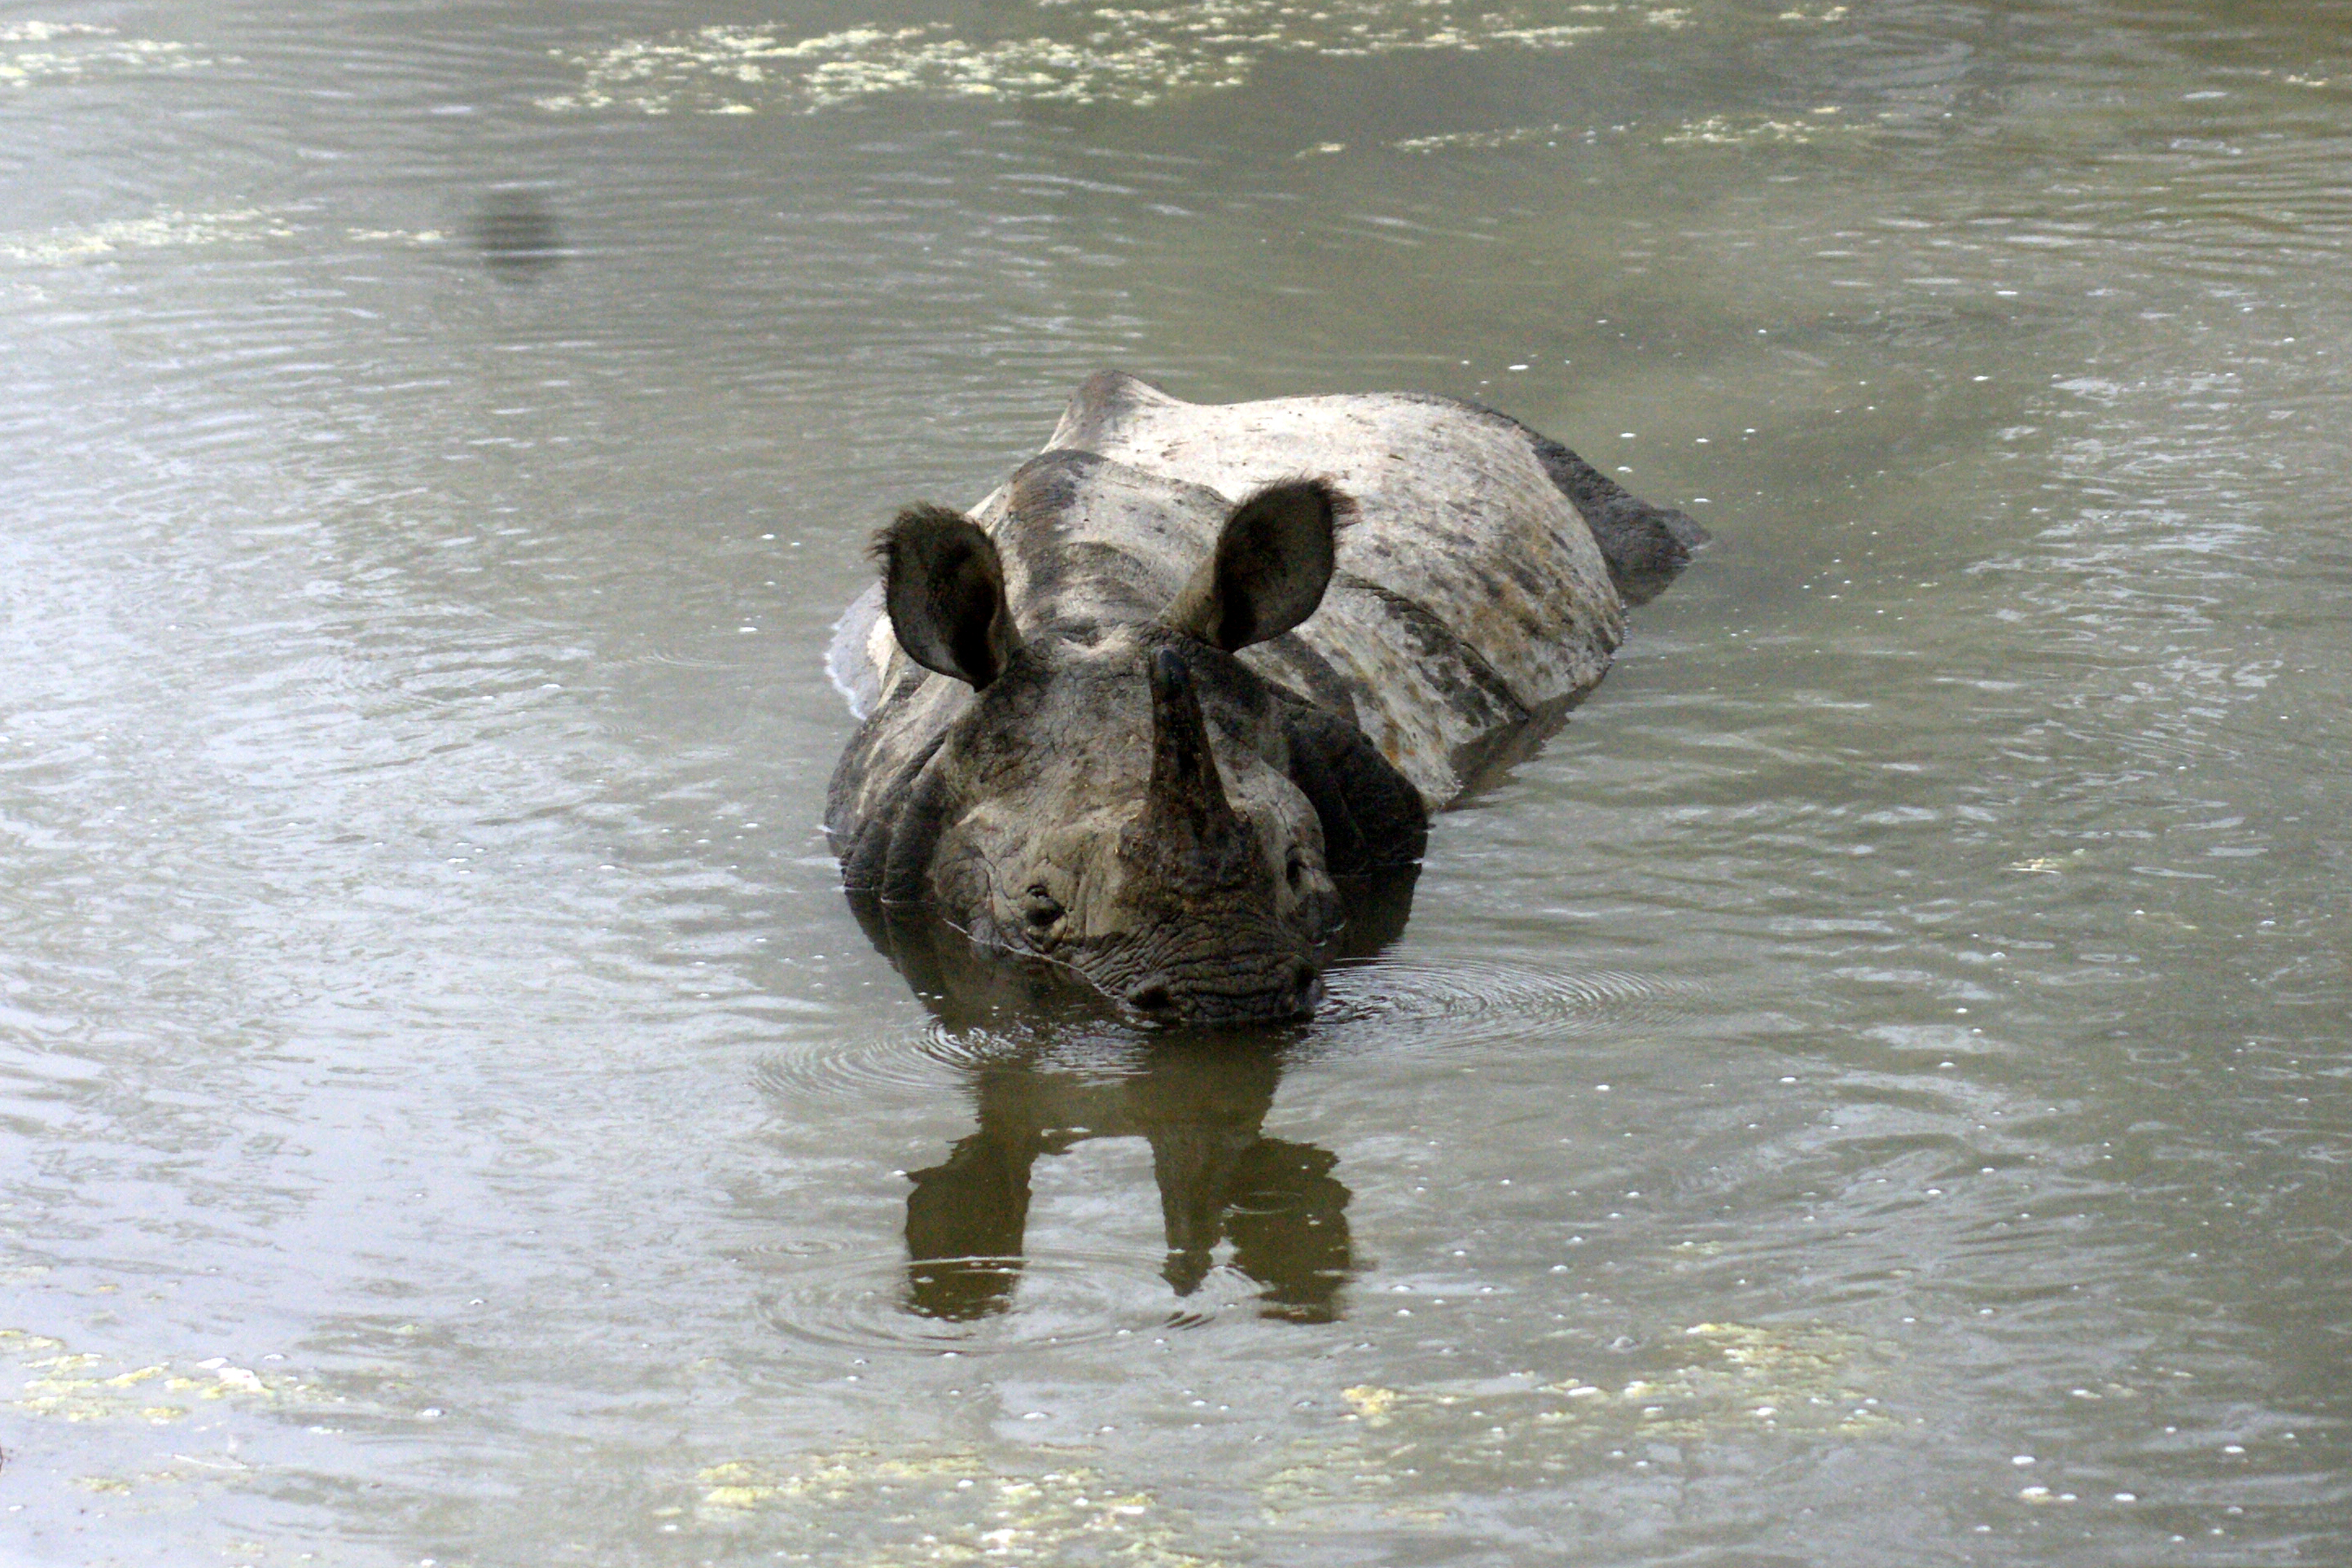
[3, 1, 2347, 1562]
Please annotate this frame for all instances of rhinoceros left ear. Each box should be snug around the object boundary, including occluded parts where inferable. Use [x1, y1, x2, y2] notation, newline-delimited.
[876, 505, 1023, 689]
[1161, 479, 1350, 651]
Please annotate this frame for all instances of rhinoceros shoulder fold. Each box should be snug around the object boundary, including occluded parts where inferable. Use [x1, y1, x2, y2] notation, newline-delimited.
[1047, 368, 1186, 453]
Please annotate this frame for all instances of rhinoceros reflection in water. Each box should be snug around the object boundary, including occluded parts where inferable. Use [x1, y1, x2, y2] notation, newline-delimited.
[909, 1052, 1348, 1322]
[827, 371, 1702, 1024]
[853, 881, 1415, 1321]
[909, 1029, 1351, 1323]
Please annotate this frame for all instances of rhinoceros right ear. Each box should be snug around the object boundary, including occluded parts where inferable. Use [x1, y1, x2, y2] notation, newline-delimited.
[875, 505, 1023, 689]
[1161, 479, 1350, 652]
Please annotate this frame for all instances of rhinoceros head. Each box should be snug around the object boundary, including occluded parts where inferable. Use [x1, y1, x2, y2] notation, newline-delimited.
[858, 480, 1393, 1024]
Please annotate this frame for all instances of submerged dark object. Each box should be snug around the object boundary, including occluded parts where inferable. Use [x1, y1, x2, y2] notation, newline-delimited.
[471, 190, 563, 278]
[827, 371, 1704, 1024]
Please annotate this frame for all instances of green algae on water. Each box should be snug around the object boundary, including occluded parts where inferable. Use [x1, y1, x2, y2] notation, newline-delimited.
[692, 1447, 1232, 1565]
[539, 2, 1690, 116]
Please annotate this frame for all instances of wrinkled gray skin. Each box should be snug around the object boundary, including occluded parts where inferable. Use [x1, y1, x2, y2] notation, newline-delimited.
[827, 371, 1703, 1024]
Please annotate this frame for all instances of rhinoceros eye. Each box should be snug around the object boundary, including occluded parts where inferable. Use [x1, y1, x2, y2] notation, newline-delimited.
[1023, 885, 1065, 929]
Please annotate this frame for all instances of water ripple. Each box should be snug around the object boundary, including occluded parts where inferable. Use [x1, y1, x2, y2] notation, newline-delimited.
[753, 1245, 1178, 1352]
[1316, 958, 1698, 1050]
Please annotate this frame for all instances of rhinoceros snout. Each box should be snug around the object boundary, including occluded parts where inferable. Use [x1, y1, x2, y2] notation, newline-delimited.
[1123, 958, 1321, 1024]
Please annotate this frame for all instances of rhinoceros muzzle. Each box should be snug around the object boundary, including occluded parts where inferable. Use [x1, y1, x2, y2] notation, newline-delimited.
[1094, 650, 1323, 1023]
[1110, 936, 1325, 1023]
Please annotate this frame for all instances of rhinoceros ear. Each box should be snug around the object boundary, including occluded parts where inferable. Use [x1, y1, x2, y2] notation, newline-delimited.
[1162, 480, 1350, 652]
[876, 505, 1023, 689]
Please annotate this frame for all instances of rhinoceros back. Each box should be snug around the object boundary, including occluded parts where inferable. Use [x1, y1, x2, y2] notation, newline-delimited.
[1045, 371, 1634, 807]
[831, 370, 1695, 812]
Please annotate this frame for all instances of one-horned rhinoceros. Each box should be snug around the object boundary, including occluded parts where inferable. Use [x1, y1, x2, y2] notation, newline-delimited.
[826, 370, 1704, 1024]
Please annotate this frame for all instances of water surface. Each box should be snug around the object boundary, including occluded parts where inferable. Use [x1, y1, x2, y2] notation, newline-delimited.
[3, 1, 2348, 1562]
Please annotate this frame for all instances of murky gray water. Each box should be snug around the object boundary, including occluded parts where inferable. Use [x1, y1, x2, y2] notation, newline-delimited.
[4, 1, 2348, 1561]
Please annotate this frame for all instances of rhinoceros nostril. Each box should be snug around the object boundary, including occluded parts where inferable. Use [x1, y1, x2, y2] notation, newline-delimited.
[1127, 979, 1174, 1012]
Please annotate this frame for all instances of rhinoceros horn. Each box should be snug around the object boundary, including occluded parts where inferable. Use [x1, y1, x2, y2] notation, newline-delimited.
[1132, 649, 1251, 888]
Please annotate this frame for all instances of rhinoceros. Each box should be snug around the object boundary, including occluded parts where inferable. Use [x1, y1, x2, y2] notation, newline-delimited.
[826, 370, 1703, 1023]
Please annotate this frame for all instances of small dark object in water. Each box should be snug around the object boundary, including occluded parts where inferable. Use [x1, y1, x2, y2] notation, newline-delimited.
[471, 191, 562, 278]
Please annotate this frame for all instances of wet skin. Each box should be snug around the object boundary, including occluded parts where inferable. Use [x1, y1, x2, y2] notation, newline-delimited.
[827, 373, 1700, 1023]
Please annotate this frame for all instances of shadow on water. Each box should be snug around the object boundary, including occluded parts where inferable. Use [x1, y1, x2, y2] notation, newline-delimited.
[848, 868, 1417, 1325]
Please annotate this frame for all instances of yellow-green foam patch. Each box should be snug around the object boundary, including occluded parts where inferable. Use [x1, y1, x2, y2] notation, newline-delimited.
[691, 1448, 1229, 1565]
[1662, 108, 1873, 147]
[0, 208, 296, 265]
[3, 1326, 289, 1425]
[1264, 1321, 1900, 1521]
[1385, 122, 1579, 153]
[344, 227, 450, 245]
[540, 3, 1675, 116]
[1299, 106, 1872, 158]
[0, 22, 221, 88]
